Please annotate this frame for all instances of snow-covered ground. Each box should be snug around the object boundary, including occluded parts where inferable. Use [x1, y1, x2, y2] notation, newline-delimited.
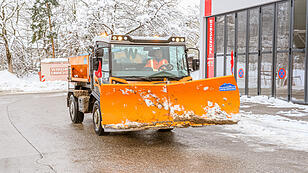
[0, 70, 67, 93]
[241, 95, 308, 110]
[221, 96, 308, 152]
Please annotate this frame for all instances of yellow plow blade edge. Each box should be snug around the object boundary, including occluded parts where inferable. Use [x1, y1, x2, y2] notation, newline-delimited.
[100, 75, 240, 130]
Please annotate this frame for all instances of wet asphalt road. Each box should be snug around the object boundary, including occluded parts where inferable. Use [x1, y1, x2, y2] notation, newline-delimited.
[0, 92, 307, 173]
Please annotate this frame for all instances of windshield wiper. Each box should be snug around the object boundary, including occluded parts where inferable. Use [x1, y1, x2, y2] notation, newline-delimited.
[146, 71, 181, 81]
[147, 71, 175, 77]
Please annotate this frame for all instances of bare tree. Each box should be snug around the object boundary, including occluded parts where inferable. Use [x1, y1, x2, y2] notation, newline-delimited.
[0, 0, 23, 73]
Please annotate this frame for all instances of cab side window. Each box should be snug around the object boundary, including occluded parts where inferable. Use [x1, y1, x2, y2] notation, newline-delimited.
[102, 48, 109, 78]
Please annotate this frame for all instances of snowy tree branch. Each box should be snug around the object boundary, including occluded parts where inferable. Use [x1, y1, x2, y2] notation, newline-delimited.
[125, 1, 170, 35]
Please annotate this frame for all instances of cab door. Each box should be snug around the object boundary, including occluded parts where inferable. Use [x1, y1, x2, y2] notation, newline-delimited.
[101, 47, 110, 84]
[93, 47, 110, 94]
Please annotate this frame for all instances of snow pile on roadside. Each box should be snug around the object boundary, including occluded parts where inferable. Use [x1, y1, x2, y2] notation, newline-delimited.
[241, 95, 308, 111]
[220, 96, 308, 152]
[276, 110, 308, 117]
[223, 111, 308, 152]
[0, 70, 67, 93]
[241, 96, 305, 108]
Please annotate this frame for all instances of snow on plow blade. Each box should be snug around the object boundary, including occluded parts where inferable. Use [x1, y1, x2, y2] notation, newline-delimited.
[100, 75, 240, 130]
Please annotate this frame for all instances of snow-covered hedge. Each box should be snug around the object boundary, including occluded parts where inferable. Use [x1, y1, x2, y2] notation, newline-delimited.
[0, 70, 67, 93]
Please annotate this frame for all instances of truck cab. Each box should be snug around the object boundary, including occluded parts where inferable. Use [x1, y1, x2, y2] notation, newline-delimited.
[91, 35, 198, 85]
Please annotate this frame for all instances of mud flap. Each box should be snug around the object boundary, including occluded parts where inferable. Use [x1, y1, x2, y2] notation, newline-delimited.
[100, 75, 240, 130]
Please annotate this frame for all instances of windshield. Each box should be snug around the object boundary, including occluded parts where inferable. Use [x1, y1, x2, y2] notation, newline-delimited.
[111, 44, 188, 79]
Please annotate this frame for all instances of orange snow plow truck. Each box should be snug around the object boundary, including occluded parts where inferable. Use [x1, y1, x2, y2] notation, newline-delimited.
[67, 35, 240, 135]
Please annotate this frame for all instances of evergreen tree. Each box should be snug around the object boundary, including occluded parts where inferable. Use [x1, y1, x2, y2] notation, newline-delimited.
[31, 0, 59, 58]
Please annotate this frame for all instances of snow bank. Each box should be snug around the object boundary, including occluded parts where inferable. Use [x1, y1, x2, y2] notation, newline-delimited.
[241, 95, 308, 111]
[221, 96, 308, 152]
[223, 112, 308, 152]
[0, 70, 67, 93]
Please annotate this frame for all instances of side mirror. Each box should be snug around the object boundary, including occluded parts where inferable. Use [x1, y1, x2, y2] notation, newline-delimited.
[192, 59, 200, 71]
[186, 48, 200, 72]
[93, 57, 102, 70]
[95, 47, 104, 57]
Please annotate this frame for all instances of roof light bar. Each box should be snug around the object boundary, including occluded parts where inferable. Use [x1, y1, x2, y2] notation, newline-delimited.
[111, 35, 130, 41]
[170, 37, 185, 42]
[110, 35, 185, 43]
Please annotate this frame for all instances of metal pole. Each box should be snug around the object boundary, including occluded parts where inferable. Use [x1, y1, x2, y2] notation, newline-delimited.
[258, 7, 263, 95]
[305, 0, 308, 103]
[224, 15, 228, 76]
[288, 0, 294, 101]
[205, 17, 208, 78]
[245, 10, 250, 96]
[214, 17, 217, 77]
[234, 13, 238, 81]
[272, 3, 278, 98]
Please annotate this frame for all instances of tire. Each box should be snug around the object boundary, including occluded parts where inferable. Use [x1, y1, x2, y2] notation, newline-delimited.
[92, 101, 109, 136]
[158, 128, 174, 132]
[69, 95, 84, 123]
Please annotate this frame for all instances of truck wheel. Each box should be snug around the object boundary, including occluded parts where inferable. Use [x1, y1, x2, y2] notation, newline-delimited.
[92, 101, 109, 136]
[69, 95, 84, 123]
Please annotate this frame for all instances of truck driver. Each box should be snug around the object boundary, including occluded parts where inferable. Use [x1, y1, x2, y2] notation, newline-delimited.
[145, 49, 169, 71]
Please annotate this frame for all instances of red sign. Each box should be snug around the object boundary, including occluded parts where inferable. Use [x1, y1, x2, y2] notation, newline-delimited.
[238, 68, 244, 78]
[50, 67, 68, 76]
[204, 0, 212, 16]
[205, 0, 214, 78]
[278, 68, 286, 79]
[207, 17, 215, 78]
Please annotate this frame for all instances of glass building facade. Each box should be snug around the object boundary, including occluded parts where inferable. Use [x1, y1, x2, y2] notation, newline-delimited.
[204, 0, 308, 104]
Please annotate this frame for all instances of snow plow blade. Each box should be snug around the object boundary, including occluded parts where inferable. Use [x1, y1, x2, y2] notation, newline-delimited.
[100, 75, 240, 130]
